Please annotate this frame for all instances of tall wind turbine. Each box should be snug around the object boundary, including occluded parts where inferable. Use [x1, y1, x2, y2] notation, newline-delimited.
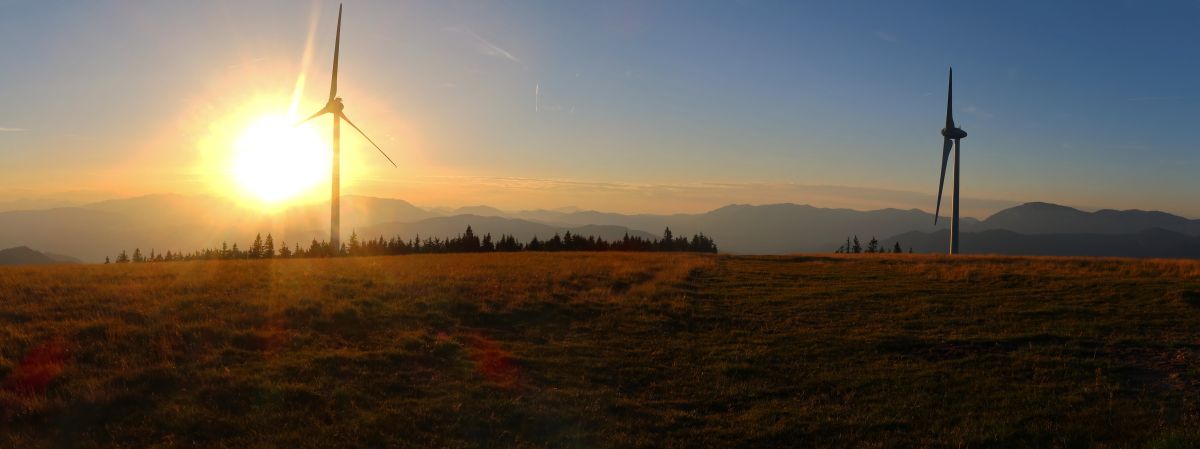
[298, 4, 397, 255]
[934, 67, 968, 254]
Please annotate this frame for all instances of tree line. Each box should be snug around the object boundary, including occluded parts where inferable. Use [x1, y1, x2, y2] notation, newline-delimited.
[106, 226, 717, 263]
[834, 235, 910, 254]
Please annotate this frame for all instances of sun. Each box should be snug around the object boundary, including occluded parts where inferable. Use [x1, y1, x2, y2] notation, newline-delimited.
[230, 115, 330, 206]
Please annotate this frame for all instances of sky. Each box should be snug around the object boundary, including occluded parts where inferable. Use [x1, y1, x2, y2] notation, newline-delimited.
[1, 0, 1198, 218]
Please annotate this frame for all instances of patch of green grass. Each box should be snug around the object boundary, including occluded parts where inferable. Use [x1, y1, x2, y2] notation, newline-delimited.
[1, 253, 1198, 448]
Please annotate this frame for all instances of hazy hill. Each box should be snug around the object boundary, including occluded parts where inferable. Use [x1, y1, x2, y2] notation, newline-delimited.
[509, 204, 969, 254]
[886, 228, 1200, 258]
[0, 246, 81, 265]
[356, 215, 657, 243]
[0, 194, 443, 262]
[1, 194, 978, 260]
[6, 193, 1200, 261]
[971, 202, 1200, 236]
[681, 204, 969, 254]
[452, 205, 508, 217]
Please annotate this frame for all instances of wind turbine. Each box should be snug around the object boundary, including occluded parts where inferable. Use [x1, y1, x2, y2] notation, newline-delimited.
[298, 4, 397, 255]
[934, 67, 968, 254]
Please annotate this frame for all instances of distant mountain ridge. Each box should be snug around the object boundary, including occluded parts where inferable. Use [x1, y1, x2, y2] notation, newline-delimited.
[2, 194, 1197, 262]
[0, 246, 82, 265]
[971, 202, 1200, 236]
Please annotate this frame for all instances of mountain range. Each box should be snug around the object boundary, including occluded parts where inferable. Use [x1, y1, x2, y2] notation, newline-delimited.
[0, 246, 82, 265]
[1, 194, 1198, 262]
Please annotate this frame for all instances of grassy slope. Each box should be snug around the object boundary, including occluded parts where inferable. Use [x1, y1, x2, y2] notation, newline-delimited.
[1, 253, 1199, 448]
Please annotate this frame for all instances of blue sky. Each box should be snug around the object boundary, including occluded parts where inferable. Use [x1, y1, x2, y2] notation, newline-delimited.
[0, 0, 1198, 216]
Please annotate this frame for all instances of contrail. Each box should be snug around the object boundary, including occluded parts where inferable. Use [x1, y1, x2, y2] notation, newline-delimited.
[464, 28, 520, 64]
[535, 82, 539, 112]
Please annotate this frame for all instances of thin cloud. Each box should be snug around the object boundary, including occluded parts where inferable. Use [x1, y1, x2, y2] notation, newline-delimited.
[448, 26, 521, 64]
[533, 82, 571, 113]
[1127, 95, 1184, 102]
[963, 105, 994, 120]
[874, 31, 898, 42]
[0, 127, 25, 132]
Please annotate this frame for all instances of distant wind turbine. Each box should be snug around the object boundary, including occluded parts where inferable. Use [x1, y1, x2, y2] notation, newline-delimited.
[934, 67, 968, 254]
[297, 4, 397, 255]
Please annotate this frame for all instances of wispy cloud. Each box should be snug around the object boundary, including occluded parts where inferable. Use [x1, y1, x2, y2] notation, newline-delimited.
[963, 105, 994, 120]
[874, 31, 898, 42]
[447, 26, 521, 64]
[532, 82, 572, 114]
[1127, 95, 1184, 102]
[0, 127, 25, 132]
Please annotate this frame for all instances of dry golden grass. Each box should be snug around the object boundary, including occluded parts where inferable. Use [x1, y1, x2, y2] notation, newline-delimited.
[1, 252, 1198, 448]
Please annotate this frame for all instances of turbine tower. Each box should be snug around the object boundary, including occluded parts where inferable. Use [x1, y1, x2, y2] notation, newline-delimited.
[934, 67, 967, 254]
[298, 4, 397, 256]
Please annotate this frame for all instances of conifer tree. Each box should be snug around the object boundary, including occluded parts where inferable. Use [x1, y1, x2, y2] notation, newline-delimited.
[893, 242, 902, 253]
[264, 234, 275, 258]
[852, 236, 862, 254]
[348, 230, 360, 255]
[251, 233, 264, 259]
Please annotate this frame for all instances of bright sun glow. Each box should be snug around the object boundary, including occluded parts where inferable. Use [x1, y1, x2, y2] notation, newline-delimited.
[231, 116, 330, 205]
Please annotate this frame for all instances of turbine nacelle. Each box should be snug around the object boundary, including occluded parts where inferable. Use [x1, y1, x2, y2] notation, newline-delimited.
[940, 127, 967, 140]
[328, 97, 345, 114]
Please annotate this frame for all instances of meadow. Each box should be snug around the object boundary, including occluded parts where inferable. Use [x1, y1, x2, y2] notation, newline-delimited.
[1, 253, 1199, 448]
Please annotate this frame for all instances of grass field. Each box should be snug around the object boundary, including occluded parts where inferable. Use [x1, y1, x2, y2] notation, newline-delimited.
[2, 253, 1199, 448]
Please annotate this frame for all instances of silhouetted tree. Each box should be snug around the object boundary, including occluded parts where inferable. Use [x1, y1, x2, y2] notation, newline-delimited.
[460, 226, 481, 252]
[264, 234, 275, 258]
[348, 230, 361, 256]
[893, 242, 902, 254]
[852, 236, 862, 254]
[132, 224, 721, 262]
[867, 237, 879, 253]
[251, 234, 264, 259]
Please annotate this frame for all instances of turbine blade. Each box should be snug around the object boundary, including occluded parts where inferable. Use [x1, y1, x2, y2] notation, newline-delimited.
[934, 138, 952, 224]
[328, 4, 342, 103]
[340, 112, 398, 167]
[295, 107, 328, 126]
[945, 67, 954, 129]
